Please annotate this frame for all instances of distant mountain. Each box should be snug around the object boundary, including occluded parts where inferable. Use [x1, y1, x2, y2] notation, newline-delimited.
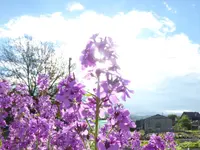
[130, 111, 184, 121]
[130, 115, 150, 121]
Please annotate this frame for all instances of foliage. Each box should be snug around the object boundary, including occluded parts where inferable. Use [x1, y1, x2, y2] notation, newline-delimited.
[176, 146, 183, 150]
[141, 140, 148, 146]
[174, 130, 200, 139]
[176, 115, 192, 130]
[177, 141, 200, 148]
[168, 114, 178, 120]
[0, 34, 176, 149]
[168, 114, 178, 126]
[139, 130, 145, 136]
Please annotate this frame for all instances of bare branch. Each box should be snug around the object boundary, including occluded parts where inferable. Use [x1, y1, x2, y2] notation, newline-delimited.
[0, 36, 73, 97]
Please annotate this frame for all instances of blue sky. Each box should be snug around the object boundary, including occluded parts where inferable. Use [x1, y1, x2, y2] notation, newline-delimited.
[1, 0, 200, 43]
[0, 0, 200, 115]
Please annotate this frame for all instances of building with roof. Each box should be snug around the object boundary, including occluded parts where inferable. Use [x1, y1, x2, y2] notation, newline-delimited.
[181, 112, 200, 130]
[136, 114, 172, 133]
[181, 112, 200, 121]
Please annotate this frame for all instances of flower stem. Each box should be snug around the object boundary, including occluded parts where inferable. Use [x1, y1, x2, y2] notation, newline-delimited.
[95, 76, 100, 150]
[95, 98, 100, 150]
[75, 130, 88, 149]
[85, 118, 95, 135]
[36, 139, 39, 150]
[106, 127, 114, 138]
[47, 135, 51, 150]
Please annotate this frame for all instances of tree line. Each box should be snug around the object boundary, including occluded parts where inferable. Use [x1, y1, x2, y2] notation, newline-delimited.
[168, 114, 192, 130]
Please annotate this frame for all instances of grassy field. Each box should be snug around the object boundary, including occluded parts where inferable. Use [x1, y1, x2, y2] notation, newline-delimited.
[140, 140, 200, 149]
[175, 131, 200, 149]
[176, 140, 200, 149]
[175, 130, 200, 139]
[140, 130, 200, 149]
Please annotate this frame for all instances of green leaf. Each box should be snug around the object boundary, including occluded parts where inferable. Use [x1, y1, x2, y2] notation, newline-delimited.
[84, 93, 92, 97]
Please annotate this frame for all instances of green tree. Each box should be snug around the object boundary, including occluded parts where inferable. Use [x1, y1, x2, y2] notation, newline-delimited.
[176, 115, 192, 130]
[168, 114, 178, 126]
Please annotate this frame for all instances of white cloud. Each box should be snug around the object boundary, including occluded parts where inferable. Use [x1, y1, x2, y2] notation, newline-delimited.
[163, 1, 177, 14]
[66, 2, 84, 12]
[0, 10, 199, 91]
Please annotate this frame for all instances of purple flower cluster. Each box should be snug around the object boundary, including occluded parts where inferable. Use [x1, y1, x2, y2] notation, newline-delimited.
[56, 74, 85, 109]
[0, 34, 176, 150]
[37, 74, 49, 91]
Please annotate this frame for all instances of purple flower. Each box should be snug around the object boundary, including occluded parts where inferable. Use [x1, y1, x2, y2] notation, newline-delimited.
[0, 34, 177, 150]
[37, 96, 57, 119]
[51, 128, 84, 150]
[108, 107, 136, 131]
[80, 34, 118, 71]
[165, 132, 176, 150]
[98, 140, 119, 150]
[144, 134, 166, 150]
[100, 74, 133, 102]
[80, 40, 97, 69]
[131, 131, 141, 149]
[56, 74, 85, 109]
[37, 74, 49, 91]
[0, 80, 10, 95]
[143, 143, 157, 150]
